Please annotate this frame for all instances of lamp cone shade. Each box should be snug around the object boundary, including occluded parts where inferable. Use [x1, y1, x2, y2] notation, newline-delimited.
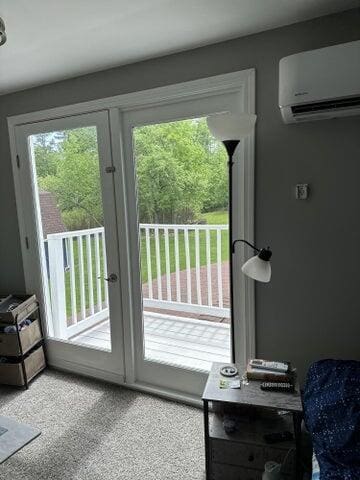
[207, 112, 257, 141]
[241, 255, 271, 283]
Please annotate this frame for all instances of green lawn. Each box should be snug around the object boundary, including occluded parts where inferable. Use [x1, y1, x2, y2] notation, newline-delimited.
[200, 210, 228, 225]
[63, 210, 229, 317]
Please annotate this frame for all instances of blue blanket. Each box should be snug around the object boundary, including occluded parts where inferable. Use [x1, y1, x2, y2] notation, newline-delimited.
[303, 360, 360, 480]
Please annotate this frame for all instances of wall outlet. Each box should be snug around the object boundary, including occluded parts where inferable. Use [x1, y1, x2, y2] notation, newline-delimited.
[295, 184, 309, 200]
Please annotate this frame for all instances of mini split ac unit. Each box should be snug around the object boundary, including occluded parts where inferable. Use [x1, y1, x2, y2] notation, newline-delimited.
[279, 40, 360, 123]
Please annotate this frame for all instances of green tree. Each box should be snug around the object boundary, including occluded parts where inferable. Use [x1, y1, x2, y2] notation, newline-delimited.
[134, 118, 227, 223]
[39, 127, 103, 227]
[34, 118, 228, 229]
[33, 133, 60, 178]
[191, 119, 228, 212]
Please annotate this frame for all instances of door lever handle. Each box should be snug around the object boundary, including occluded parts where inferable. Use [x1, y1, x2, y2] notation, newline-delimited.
[99, 273, 118, 283]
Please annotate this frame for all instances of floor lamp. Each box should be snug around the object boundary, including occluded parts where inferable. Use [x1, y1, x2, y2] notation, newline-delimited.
[206, 113, 272, 362]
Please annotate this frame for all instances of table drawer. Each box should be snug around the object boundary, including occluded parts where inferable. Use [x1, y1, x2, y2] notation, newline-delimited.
[0, 344, 45, 386]
[0, 318, 42, 356]
[212, 462, 262, 480]
[0, 295, 38, 324]
[211, 439, 264, 469]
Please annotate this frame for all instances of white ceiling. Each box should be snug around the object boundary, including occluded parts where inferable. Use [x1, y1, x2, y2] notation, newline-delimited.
[0, 0, 357, 95]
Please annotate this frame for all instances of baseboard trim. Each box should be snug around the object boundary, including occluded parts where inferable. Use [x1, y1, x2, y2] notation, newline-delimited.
[48, 358, 125, 385]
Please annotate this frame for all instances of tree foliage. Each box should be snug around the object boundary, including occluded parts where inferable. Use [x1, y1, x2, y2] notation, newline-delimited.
[33, 133, 59, 178]
[34, 119, 228, 230]
[134, 119, 227, 223]
[37, 127, 103, 228]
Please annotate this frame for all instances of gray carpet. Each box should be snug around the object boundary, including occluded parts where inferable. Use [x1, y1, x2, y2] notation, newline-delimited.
[0, 370, 204, 480]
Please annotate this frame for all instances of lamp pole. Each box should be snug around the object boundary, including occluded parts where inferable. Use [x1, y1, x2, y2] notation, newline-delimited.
[223, 140, 240, 363]
[207, 112, 260, 363]
[223, 141, 271, 361]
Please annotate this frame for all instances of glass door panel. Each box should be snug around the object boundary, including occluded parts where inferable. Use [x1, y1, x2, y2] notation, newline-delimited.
[119, 89, 244, 395]
[133, 118, 231, 372]
[28, 126, 112, 350]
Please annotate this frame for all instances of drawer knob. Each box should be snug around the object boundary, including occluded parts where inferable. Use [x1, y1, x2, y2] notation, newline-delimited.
[248, 453, 254, 462]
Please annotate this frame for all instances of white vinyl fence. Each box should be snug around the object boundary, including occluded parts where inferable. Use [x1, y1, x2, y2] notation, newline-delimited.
[46, 223, 229, 339]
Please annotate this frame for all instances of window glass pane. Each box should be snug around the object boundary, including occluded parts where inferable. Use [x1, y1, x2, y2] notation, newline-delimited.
[30, 127, 111, 351]
[133, 117, 231, 371]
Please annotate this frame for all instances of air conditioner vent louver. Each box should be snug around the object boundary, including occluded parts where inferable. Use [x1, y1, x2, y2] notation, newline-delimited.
[291, 96, 360, 116]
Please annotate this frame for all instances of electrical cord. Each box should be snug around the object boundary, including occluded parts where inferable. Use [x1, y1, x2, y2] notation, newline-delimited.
[279, 446, 312, 477]
[279, 447, 295, 476]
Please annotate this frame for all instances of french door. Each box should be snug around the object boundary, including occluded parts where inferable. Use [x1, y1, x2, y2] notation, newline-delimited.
[120, 92, 244, 396]
[13, 111, 124, 380]
[10, 70, 255, 398]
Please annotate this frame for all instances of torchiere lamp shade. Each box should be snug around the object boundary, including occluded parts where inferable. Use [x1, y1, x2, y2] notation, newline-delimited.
[206, 112, 257, 141]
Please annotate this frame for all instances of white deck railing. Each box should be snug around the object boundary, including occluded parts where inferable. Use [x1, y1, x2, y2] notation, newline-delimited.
[46, 223, 229, 340]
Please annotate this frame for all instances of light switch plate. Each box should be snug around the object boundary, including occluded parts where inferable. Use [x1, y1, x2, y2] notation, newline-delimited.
[295, 184, 309, 200]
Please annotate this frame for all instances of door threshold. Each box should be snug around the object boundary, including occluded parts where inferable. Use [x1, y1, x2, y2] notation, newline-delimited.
[48, 358, 125, 385]
[125, 380, 203, 408]
[49, 360, 203, 408]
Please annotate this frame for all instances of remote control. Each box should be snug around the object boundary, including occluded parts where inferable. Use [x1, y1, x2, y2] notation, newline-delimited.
[263, 431, 294, 444]
[260, 382, 294, 392]
[250, 359, 290, 373]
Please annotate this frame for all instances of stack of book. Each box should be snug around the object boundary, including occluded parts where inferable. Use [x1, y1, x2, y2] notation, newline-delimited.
[246, 359, 296, 383]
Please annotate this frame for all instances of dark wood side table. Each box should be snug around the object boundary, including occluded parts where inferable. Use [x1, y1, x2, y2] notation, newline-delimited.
[202, 363, 303, 480]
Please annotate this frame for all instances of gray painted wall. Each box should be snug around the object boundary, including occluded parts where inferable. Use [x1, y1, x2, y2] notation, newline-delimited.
[0, 9, 359, 382]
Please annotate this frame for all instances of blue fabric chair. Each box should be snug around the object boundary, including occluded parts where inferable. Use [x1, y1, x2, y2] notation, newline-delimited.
[303, 359, 360, 480]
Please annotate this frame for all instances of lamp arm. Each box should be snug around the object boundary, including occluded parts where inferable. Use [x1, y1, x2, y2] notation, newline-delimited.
[231, 238, 260, 254]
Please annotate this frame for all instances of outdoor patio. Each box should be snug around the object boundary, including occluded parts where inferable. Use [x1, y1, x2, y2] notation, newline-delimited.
[72, 311, 231, 371]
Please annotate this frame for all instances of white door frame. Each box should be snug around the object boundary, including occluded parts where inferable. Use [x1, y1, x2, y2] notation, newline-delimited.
[8, 69, 255, 400]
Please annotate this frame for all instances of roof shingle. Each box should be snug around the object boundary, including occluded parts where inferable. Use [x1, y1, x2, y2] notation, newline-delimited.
[39, 190, 67, 237]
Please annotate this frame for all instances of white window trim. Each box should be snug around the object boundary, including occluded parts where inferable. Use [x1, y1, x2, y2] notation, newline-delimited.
[8, 68, 256, 395]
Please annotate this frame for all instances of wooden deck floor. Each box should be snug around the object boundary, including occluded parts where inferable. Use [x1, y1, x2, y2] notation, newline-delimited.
[72, 312, 231, 371]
